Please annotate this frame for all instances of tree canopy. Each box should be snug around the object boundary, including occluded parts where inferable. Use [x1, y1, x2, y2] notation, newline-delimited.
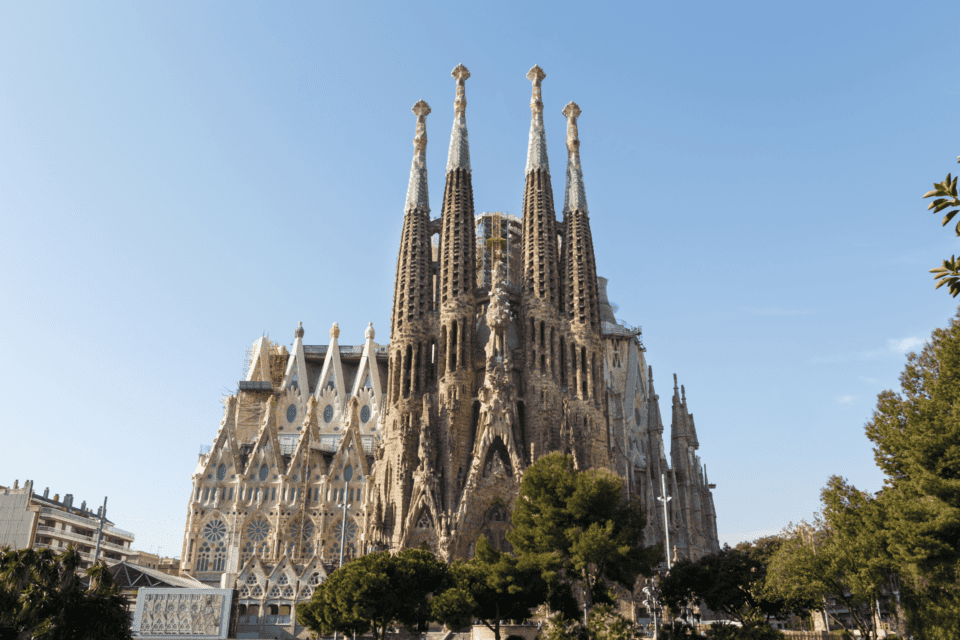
[862, 308, 960, 638]
[432, 536, 547, 640]
[659, 538, 813, 626]
[507, 453, 659, 609]
[0, 545, 131, 640]
[297, 547, 449, 640]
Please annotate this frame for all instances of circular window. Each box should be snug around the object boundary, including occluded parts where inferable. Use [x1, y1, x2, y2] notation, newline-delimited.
[203, 519, 226, 542]
[286, 404, 297, 423]
[217, 464, 226, 481]
[323, 405, 334, 423]
[259, 464, 269, 482]
[360, 405, 371, 423]
[247, 519, 269, 542]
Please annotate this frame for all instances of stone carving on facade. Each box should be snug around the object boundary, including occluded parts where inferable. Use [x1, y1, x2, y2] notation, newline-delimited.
[133, 589, 232, 639]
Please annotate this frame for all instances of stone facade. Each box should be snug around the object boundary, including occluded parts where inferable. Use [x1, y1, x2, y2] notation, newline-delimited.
[177, 65, 720, 635]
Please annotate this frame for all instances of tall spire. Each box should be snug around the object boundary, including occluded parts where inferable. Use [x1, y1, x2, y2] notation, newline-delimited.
[562, 101, 587, 214]
[446, 64, 471, 173]
[392, 101, 435, 342]
[559, 100, 600, 329]
[525, 65, 549, 174]
[405, 100, 431, 212]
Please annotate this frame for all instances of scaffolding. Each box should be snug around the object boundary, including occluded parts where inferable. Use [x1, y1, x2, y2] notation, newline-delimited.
[475, 212, 521, 288]
[237, 337, 288, 441]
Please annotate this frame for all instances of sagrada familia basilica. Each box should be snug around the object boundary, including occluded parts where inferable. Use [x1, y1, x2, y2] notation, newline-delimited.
[178, 65, 720, 624]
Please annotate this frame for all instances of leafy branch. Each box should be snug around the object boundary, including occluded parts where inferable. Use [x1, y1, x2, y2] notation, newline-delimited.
[923, 160, 960, 296]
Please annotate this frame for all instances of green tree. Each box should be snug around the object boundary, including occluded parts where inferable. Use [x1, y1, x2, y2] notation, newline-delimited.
[507, 453, 659, 609]
[765, 512, 885, 640]
[0, 545, 131, 640]
[297, 547, 450, 640]
[863, 309, 960, 639]
[586, 604, 634, 640]
[432, 536, 547, 640]
[923, 159, 960, 296]
[659, 538, 812, 626]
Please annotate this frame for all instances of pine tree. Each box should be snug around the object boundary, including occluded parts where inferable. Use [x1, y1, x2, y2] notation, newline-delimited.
[864, 308, 960, 638]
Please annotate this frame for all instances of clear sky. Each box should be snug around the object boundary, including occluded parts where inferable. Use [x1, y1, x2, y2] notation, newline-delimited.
[2, 1, 958, 558]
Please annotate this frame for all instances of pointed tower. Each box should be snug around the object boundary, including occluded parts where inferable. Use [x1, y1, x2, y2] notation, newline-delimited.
[436, 64, 480, 515]
[388, 99, 435, 408]
[560, 102, 601, 334]
[377, 100, 439, 549]
[519, 65, 564, 461]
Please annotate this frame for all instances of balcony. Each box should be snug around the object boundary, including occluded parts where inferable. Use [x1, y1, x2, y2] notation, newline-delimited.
[38, 507, 135, 540]
[34, 526, 131, 557]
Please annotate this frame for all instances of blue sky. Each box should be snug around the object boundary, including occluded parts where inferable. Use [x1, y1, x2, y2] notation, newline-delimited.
[2, 1, 958, 557]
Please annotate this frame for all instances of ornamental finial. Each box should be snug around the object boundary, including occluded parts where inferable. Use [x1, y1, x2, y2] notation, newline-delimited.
[295, 321, 305, 339]
[562, 101, 581, 153]
[452, 64, 470, 116]
[412, 100, 431, 153]
[527, 65, 546, 115]
[525, 65, 549, 173]
[446, 64, 471, 173]
[561, 101, 587, 214]
[405, 100, 431, 212]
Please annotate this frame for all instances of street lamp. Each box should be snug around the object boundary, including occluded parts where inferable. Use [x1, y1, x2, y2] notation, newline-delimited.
[641, 581, 662, 640]
[333, 465, 354, 640]
[338, 465, 354, 569]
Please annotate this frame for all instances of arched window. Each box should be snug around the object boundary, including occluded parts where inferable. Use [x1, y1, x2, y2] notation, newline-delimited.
[285, 517, 315, 557]
[196, 519, 227, 572]
[217, 464, 226, 481]
[268, 604, 279, 615]
[248, 604, 259, 617]
[240, 518, 270, 566]
[259, 464, 269, 482]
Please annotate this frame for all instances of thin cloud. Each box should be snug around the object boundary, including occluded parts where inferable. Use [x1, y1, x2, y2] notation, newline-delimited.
[888, 337, 924, 355]
[837, 395, 856, 404]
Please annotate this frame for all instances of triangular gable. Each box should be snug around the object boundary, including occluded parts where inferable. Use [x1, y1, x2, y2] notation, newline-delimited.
[330, 397, 371, 479]
[198, 397, 242, 487]
[313, 323, 347, 411]
[296, 557, 328, 601]
[349, 323, 383, 400]
[286, 400, 327, 477]
[246, 336, 272, 383]
[280, 323, 310, 397]
[247, 398, 283, 481]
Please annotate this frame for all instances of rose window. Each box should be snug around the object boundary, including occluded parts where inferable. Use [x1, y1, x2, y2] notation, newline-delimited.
[247, 519, 269, 542]
[285, 518, 316, 557]
[203, 519, 226, 542]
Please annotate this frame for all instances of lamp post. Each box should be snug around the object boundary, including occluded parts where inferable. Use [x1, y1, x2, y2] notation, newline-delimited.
[92, 497, 108, 564]
[656, 474, 672, 570]
[641, 581, 662, 640]
[338, 465, 353, 569]
[333, 465, 354, 640]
